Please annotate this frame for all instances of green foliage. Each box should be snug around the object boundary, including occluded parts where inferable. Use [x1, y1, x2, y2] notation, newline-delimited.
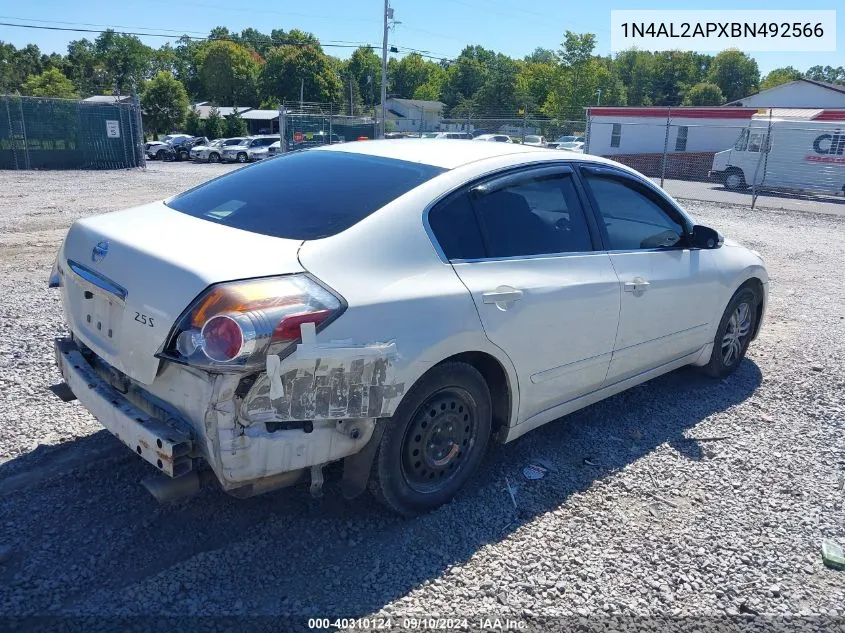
[142, 71, 189, 136]
[196, 40, 259, 107]
[707, 49, 759, 103]
[259, 43, 343, 104]
[184, 107, 203, 136]
[804, 65, 845, 84]
[94, 30, 153, 94]
[682, 82, 725, 106]
[21, 68, 78, 99]
[225, 108, 248, 137]
[759, 67, 803, 91]
[204, 106, 226, 139]
[346, 46, 382, 109]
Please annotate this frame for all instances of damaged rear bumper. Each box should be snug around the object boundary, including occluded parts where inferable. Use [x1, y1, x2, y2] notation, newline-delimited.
[54, 337, 193, 477]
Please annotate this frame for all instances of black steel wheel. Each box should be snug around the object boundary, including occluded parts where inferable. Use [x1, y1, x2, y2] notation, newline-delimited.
[401, 388, 477, 493]
[370, 361, 491, 516]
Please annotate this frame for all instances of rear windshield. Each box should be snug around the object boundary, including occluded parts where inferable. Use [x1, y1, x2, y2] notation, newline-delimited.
[166, 150, 446, 240]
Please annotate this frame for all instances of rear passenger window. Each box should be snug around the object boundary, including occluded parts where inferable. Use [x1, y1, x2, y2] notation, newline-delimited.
[473, 173, 593, 258]
[428, 193, 486, 260]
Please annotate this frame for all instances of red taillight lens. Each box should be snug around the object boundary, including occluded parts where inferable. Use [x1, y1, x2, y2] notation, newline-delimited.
[160, 274, 345, 371]
[200, 315, 244, 362]
[273, 309, 333, 343]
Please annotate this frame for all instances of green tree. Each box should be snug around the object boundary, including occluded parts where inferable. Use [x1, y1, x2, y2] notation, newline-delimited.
[184, 106, 203, 136]
[196, 40, 259, 106]
[707, 49, 759, 102]
[543, 32, 625, 119]
[804, 65, 845, 84]
[141, 71, 189, 138]
[21, 68, 78, 99]
[64, 39, 104, 96]
[390, 53, 431, 98]
[225, 108, 248, 137]
[759, 67, 802, 91]
[614, 49, 655, 106]
[440, 46, 496, 111]
[515, 59, 556, 111]
[237, 28, 273, 57]
[94, 30, 153, 94]
[682, 82, 725, 105]
[346, 46, 381, 109]
[475, 53, 519, 113]
[0, 42, 49, 92]
[650, 51, 709, 106]
[413, 64, 446, 102]
[259, 43, 343, 104]
[204, 105, 225, 138]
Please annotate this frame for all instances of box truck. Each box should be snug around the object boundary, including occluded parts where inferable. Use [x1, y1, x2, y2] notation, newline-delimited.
[709, 114, 845, 195]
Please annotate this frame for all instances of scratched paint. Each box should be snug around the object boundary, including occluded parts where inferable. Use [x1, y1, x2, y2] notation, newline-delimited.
[242, 350, 405, 424]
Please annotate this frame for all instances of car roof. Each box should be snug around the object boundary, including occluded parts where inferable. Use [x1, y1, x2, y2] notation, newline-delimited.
[315, 138, 610, 170]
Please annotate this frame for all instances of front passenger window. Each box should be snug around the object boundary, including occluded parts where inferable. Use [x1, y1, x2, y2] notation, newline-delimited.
[584, 173, 686, 250]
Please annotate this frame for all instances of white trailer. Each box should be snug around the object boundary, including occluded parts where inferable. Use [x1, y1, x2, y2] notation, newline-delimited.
[710, 114, 845, 195]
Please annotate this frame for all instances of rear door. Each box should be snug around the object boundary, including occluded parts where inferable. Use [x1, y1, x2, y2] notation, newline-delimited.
[428, 165, 621, 422]
[578, 165, 721, 382]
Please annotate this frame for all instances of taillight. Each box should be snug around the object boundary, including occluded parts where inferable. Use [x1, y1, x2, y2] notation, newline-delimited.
[160, 274, 345, 371]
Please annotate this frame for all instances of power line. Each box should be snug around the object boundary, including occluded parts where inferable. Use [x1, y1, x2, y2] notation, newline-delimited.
[0, 21, 379, 49]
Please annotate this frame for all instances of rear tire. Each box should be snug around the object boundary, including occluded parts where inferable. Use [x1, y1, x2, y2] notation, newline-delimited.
[701, 287, 758, 378]
[155, 149, 165, 161]
[369, 362, 491, 517]
[208, 152, 220, 163]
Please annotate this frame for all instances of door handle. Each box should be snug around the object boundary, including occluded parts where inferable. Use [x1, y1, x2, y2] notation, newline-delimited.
[623, 278, 650, 293]
[482, 290, 523, 303]
[482, 287, 523, 310]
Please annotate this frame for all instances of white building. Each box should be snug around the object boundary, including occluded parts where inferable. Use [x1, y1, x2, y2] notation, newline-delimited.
[726, 79, 845, 109]
[585, 107, 759, 158]
[383, 98, 445, 133]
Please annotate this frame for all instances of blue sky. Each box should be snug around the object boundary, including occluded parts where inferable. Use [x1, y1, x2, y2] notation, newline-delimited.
[0, 0, 842, 75]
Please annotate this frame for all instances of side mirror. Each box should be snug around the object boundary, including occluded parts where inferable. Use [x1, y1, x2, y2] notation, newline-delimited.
[690, 225, 723, 249]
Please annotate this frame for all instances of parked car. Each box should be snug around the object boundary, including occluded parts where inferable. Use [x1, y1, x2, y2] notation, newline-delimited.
[48, 140, 768, 516]
[145, 141, 169, 161]
[190, 138, 247, 163]
[159, 134, 192, 145]
[554, 135, 585, 144]
[162, 136, 208, 162]
[557, 141, 585, 153]
[522, 135, 547, 147]
[246, 136, 280, 161]
[425, 132, 473, 140]
[221, 136, 278, 163]
[473, 134, 512, 143]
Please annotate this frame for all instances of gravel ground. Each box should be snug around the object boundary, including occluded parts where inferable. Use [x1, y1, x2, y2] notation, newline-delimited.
[0, 163, 843, 630]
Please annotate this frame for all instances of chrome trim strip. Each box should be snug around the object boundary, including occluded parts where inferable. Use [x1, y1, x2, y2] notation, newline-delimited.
[67, 259, 128, 302]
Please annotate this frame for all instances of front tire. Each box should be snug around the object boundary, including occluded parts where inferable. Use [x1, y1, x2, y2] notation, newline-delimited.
[155, 149, 165, 161]
[702, 287, 758, 378]
[208, 152, 220, 163]
[236, 152, 247, 163]
[369, 362, 491, 516]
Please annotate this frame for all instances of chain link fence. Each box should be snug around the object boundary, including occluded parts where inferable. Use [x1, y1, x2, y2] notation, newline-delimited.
[585, 111, 845, 211]
[0, 94, 145, 170]
[278, 103, 377, 150]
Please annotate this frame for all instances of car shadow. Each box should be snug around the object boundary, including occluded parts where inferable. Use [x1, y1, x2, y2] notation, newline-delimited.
[0, 359, 762, 622]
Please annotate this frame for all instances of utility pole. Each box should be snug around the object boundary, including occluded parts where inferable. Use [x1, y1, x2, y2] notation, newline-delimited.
[349, 76, 353, 115]
[380, 0, 390, 138]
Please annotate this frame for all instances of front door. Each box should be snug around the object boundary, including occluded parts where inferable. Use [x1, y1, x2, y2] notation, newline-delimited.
[579, 166, 722, 383]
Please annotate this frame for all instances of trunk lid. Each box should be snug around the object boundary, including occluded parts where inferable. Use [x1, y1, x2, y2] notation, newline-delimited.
[59, 201, 304, 384]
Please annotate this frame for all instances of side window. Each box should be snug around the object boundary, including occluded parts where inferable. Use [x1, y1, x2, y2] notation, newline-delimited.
[428, 193, 486, 260]
[472, 173, 593, 258]
[748, 132, 767, 153]
[675, 126, 688, 152]
[610, 123, 622, 148]
[734, 129, 749, 151]
[584, 173, 687, 250]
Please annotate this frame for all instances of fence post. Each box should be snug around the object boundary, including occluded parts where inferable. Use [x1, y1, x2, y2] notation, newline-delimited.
[329, 102, 333, 144]
[660, 106, 671, 188]
[279, 105, 287, 153]
[584, 111, 591, 154]
[751, 109, 774, 210]
[522, 105, 527, 144]
[131, 94, 145, 168]
[17, 94, 30, 170]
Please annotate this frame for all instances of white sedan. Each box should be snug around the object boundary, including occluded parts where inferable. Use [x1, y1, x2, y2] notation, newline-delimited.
[49, 141, 768, 516]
